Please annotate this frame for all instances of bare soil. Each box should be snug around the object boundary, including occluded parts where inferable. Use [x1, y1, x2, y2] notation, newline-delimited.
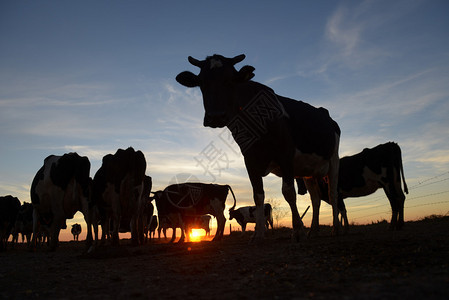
[1, 216, 448, 300]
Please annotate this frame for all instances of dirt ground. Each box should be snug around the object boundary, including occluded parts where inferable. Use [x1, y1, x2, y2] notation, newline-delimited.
[1, 216, 448, 300]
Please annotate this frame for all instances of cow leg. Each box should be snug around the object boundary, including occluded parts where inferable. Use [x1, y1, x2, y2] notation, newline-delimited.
[328, 150, 340, 236]
[111, 215, 120, 246]
[210, 198, 226, 241]
[247, 172, 266, 242]
[30, 208, 40, 250]
[49, 222, 62, 251]
[84, 208, 94, 251]
[393, 180, 406, 230]
[130, 216, 138, 246]
[100, 218, 109, 245]
[283, 178, 304, 242]
[397, 195, 405, 230]
[213, 212, 226, 241]
[169, 227, 176, 243]
[389, 201, 399, 230]
[384, 185, 405, 230]
[305, 178, 321, 237]
[178, 215, 186, 243]
[338, 196, 349, 234]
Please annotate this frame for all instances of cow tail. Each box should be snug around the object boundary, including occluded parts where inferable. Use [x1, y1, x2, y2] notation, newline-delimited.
[397, 143, 408, 194]
[227, 185, 237, 211]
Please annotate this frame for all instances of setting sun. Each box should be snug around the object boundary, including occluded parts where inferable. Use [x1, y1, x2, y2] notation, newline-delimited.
[189, 229, 204, 242]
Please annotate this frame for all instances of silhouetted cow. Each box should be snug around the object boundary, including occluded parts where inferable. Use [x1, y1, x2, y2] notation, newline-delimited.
[229, 203, 273, 232]
[152, 183, 236, 242]
[300, 142, 408, 231]
[177, 54, 341, 241]
[92, 147, 147, 245]
[71, 223, 82, 241]
[0, 195, 21, 251]
[30, 153, 95, 251]
[13, 202, 33, 245]
[146, 215, 158, 240]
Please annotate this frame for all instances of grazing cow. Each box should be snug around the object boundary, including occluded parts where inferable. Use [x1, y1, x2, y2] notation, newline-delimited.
[176, 54, 341, 241]
[92, 147, 147, 245]
[184, 215, 212, 239]
[0, 195, 21, 251]
[71, 223, 82, 241]
[152, 183, 236, 242]
[30, 153, 95, 250]
[13, 202, 34, 245]
[229, 203, 274, 232]
[300, 142, 408, 231]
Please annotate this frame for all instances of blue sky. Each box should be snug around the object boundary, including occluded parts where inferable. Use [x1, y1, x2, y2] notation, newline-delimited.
[1, 0, 449, 239]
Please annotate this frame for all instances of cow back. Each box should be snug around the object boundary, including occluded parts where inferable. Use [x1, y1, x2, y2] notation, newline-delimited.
[279, 96, 341, 160]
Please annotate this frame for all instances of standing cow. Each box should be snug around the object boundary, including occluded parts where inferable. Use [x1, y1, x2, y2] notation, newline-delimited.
[30, 153, 96, 251]
[146, 215, 158, 240]
[92, 147, 147, 246]
[71, 223, 82, 241]
[300, 142, 408, 231]
[229, 203, 274, 232]
[13, 202, 34, 245]
[0, 195, 21, 251]
[152, 183, 236, 243]
[176, 54, 341, 241]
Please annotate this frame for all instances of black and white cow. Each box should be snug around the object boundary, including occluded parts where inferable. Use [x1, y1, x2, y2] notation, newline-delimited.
[71, 223, 82, 241]
[229, 203, 274, 232]
[152, 183, 236, 242]
[300, 142, 408, 231]
[0, 195, 21, 251]
[13, 202, 33, 245]
[30, 153, 95, 251]
[177, 54, 341, 241]
[92, 147, 147, 246]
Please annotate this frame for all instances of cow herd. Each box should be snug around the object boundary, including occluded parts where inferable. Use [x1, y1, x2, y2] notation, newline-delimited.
[1, 53, 409, 253]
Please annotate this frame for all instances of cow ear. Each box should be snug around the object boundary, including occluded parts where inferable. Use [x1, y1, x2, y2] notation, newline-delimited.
[176, 71, 199, 87]
[237, 65, 255, 82]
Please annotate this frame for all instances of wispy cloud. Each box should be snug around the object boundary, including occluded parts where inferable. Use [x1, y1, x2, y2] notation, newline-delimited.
[322, 0, 423, 71]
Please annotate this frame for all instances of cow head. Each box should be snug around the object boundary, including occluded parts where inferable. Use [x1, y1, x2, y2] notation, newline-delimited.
[176, 54, 255, 128]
